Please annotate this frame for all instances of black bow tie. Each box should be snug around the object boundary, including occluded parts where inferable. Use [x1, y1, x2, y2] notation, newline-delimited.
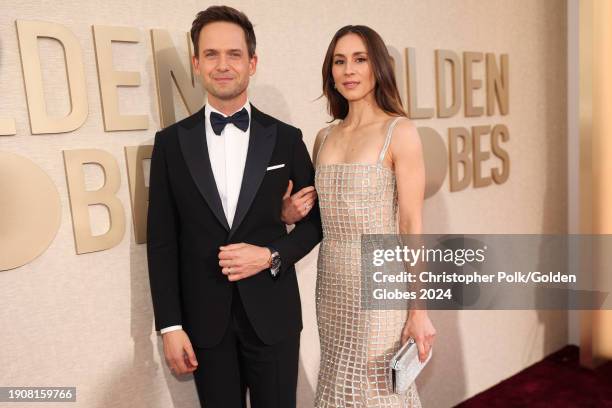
[210, 108, 250, 135]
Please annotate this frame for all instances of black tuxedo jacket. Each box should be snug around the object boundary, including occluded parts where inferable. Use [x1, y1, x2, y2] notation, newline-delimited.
[146, 105, 322, 348]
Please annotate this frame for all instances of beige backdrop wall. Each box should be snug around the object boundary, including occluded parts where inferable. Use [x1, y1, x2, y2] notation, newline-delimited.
[0, 0, 567, 407]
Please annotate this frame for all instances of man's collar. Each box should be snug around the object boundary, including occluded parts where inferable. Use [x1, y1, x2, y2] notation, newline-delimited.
[205, 99, 251, 119]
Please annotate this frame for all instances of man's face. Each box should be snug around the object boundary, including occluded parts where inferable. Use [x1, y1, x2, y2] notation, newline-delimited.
[193, 21, 257, 103]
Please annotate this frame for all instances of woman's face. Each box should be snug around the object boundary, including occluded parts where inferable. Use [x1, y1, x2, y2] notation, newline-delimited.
[331, 33, 376, 102]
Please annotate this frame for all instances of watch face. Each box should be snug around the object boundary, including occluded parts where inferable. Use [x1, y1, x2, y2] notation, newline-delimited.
[269, 251, 281, 278]
[271, 253, 281, 269]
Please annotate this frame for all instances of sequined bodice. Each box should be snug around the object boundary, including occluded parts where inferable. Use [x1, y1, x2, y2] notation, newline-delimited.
[315, 163, 398, 241]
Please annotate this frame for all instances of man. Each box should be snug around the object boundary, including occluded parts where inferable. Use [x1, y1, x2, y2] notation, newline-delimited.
[146, 6, 321, 408]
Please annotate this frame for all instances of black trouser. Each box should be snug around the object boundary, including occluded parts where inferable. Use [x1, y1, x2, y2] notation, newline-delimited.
[192, 285, 300, 408]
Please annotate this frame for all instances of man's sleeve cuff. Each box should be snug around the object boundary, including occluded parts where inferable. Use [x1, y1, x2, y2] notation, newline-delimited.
[160, 325, 182, 334]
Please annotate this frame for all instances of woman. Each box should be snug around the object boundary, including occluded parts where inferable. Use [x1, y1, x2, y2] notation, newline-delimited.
[287, 25, 436, 407]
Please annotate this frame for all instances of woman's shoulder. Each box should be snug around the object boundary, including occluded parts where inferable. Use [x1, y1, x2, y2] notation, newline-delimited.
[313, 126, 329, 161]
[319, 122, 338, 135]
[315, 123, 338, 144]
[388, 116, 421, 155]
[315, 125, 329, 138]
[313, 123, 338, 164]
[386, 114, 414, 129]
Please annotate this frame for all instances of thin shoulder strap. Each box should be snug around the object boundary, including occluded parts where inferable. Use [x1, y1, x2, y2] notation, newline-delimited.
[378, 117, 404, 164]
[315, 124, 335, 164]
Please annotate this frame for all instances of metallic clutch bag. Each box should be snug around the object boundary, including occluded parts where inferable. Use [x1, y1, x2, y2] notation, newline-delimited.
[389, 338, 432, 394]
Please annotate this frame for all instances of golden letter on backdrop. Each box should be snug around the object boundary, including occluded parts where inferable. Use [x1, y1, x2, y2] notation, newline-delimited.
[125, 145, 152, 244]
[92, 25, 148, 131]
[151, 29, 204, 128]
[405, 47, 434, 119]
[448, 127, 472, 192]
[486, 53, 509, 116]
[0, 117, 16, 135]
[435, 49, 462, 118]
[63, 149, 125, 254]
[491, 124, 510, 184]
[463, 51, 484, 117]
[472, 125, 492, 188]
[0, 151, 61, 271]
[15, 20, 88, 134]
[417, 127, 448, 198]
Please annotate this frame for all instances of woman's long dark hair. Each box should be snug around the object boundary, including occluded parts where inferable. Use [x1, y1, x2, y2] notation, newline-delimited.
[322, 25, 406, 120]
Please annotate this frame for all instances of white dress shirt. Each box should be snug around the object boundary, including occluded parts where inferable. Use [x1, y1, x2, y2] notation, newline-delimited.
[160, 101, 251, 335]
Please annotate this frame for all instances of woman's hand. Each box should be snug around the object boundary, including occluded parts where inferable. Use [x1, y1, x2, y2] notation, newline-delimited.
[281, 180, 317, 225]
[401, 310, 436, 362]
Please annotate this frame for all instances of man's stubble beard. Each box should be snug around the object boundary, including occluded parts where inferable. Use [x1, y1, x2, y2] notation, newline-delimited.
[205, 78, 249, 102]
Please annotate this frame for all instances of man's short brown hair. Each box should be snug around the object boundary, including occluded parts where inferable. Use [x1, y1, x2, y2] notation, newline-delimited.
[190, 5, 256, 58]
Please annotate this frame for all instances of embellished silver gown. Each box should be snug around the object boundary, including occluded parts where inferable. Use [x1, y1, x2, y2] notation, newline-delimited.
[314, 117, 422, 407]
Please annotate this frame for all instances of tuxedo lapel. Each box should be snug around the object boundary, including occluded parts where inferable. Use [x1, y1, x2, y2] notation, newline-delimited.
[178, 107, 230, 231]
[228, 105, 277, 240]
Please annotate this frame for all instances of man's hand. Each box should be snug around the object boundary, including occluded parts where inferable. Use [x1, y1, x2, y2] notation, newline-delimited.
[219, 243, 272, 281]
[281, 180, 317, 225]
[162, 329, 198, 375]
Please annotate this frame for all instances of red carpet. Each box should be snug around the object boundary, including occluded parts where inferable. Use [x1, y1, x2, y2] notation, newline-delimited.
[456, 345, 612, 407]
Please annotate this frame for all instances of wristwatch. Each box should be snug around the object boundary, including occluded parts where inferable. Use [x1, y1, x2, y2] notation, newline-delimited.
[267, 246, 281, 279]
